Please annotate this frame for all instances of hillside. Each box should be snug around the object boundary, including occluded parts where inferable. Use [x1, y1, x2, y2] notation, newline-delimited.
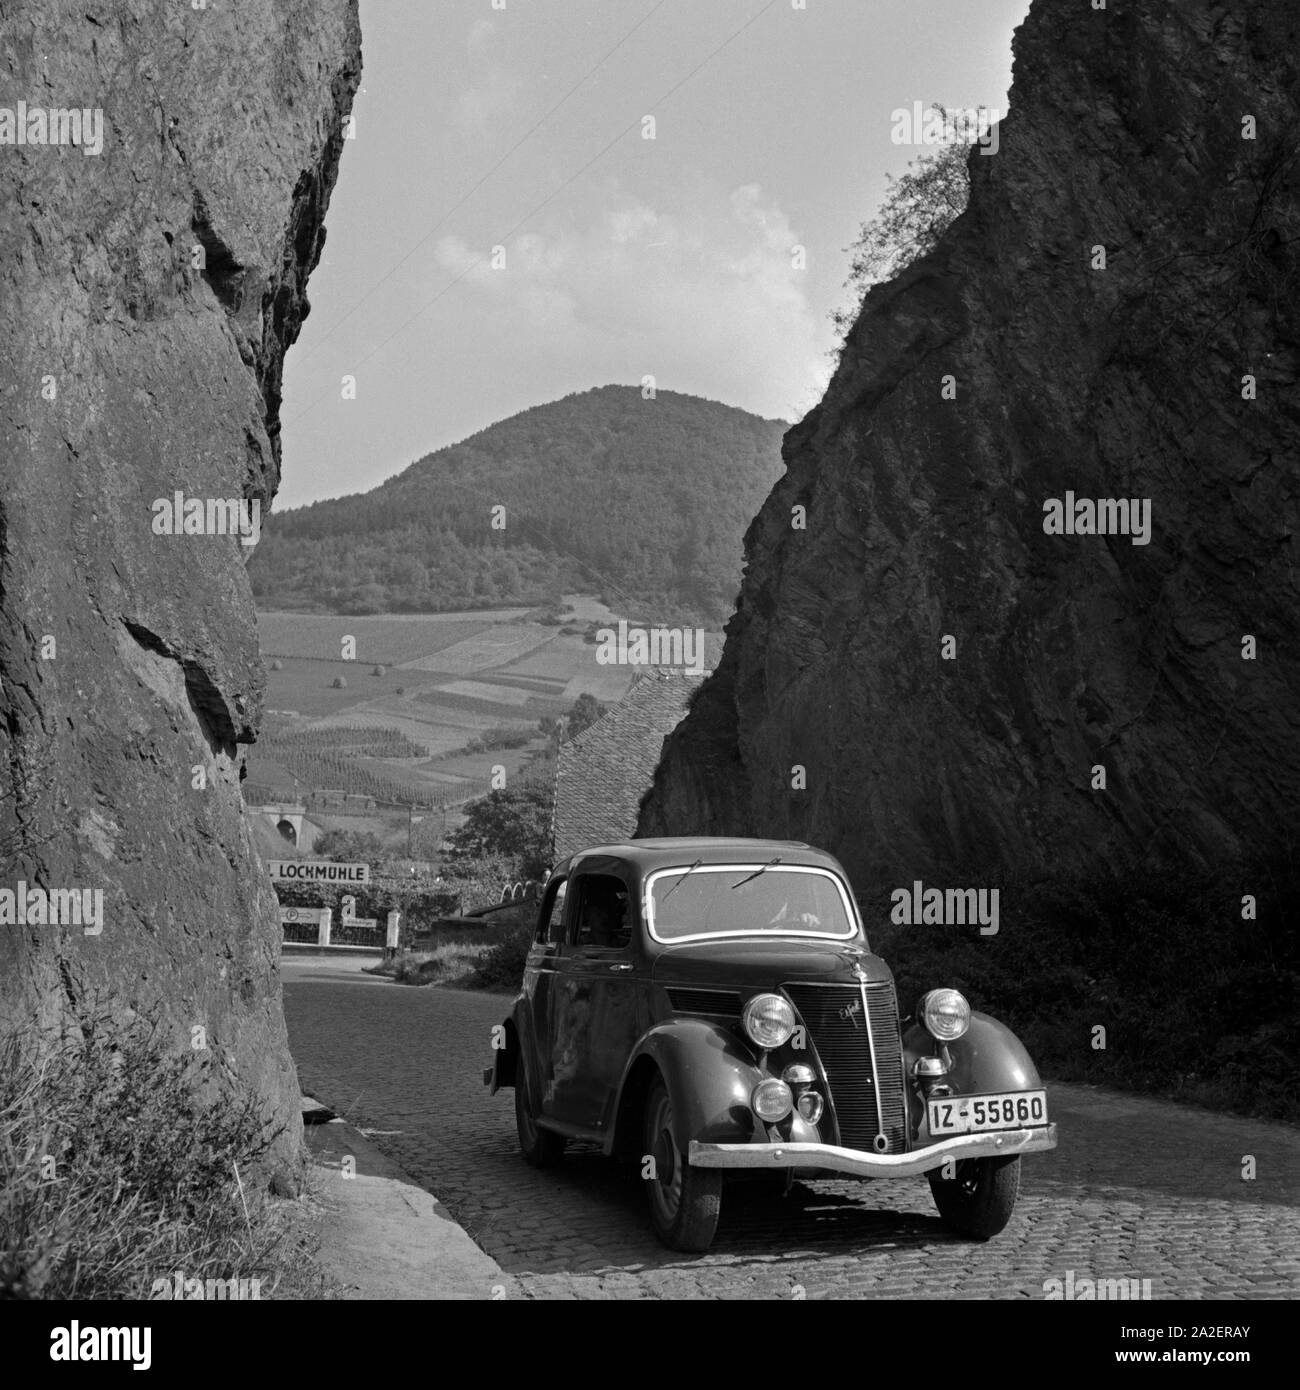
[250, 386, 788, 625]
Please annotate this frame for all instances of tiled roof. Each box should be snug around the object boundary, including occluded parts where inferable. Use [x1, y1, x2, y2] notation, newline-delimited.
[552, 668, 702, 860]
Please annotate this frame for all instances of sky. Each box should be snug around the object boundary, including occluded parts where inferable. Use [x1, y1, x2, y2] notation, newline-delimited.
[277, 0, 1032, 509]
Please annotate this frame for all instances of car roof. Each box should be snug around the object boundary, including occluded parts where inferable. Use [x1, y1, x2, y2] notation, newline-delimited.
[555, 836, 847, 876]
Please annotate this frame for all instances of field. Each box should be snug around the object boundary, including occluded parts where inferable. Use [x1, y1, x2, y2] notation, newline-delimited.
[257, 611, 528, 665]
[246, 597, 651, 850]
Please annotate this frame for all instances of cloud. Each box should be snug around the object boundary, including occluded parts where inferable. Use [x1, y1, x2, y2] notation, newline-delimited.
[431, 182, 827, 419]
[454, 63, 520, 131]
[467, 17, 497, 56]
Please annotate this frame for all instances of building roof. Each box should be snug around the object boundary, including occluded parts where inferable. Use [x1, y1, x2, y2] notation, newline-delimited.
[552, 669, 702, 860]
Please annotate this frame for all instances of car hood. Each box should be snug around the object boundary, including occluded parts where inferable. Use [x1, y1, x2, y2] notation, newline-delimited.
[650, 937, 894, 990]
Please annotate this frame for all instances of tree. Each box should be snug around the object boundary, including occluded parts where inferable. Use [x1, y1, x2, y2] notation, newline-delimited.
[564, 693, 607, 740]
[539, 692, 606, 745]
[312, 828, 385, 863]
[833, 124, 971, 340]
[445, 783, 553, 879]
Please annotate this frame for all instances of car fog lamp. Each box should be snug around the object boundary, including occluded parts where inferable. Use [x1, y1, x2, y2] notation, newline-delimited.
[742, 993, 796, 1049]
[751, 1078, 793, 1122]
[920, 988, 970, 1042]
[796, 1091, 824, 1123]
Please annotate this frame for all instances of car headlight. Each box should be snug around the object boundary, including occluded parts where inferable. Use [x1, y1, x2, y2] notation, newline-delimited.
[751, 1078, 793, 1122]
[920, 988, 970, 1041]
[742, 993, 796, 1049]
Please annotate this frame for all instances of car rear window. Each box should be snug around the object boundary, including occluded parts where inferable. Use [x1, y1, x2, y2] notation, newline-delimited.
[645, 865, 858, 943]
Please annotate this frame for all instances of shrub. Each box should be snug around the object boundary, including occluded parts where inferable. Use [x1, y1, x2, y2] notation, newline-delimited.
[465, 724, 533, 753]
[873, 858, 1300, 1124]
[378, 943, 491, 987]
[465, 923, 533, 992]
[0, 1011, 295, 1299]
[331, 675, 347, 689]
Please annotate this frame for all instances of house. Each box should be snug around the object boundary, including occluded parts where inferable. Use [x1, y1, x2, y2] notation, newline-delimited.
[552, 668, 703, 860]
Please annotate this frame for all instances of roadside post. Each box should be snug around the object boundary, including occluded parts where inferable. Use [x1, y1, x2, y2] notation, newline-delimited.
[385, 910, 401, 962]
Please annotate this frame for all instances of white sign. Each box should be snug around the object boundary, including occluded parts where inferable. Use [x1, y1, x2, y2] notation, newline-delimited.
[278, 906, 331, 926]
[267, 859, 370, 885]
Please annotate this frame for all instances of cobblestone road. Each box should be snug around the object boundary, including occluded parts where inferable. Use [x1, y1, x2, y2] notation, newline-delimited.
[283, 957, 1300, 1300]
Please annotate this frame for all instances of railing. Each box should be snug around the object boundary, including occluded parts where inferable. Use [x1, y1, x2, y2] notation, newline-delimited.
[331, 919, 384, 947]
[278, 905, 399, 952]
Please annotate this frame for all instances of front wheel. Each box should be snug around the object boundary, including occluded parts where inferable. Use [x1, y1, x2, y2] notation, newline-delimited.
[642, 1076, 722, 1252]
[928, 1155, 1020, 1239]
[515, 1059, 565, 1168]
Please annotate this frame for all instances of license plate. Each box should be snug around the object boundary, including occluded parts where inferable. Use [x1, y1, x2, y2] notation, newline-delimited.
[928, 1089, 1048, 1135]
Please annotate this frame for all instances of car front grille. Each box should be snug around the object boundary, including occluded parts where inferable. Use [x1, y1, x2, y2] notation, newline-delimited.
[665, 987, 743, 1019]
[783, 982, 909, 1154]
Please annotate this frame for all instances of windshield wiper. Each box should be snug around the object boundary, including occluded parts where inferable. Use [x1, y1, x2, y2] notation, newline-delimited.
[729, 857, 781, 890]
[661, 858, 704, 902]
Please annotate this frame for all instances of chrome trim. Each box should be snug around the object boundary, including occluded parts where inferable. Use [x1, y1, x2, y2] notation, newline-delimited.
[642, 863, 860, 944]
[856, 970, 888, 1146]
[689, 1124, 1058, 1177]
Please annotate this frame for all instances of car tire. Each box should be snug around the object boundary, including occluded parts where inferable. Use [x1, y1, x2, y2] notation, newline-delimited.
[927, 1155, 1020, 1239]
[642, 1075, 722, 1253]
[515, 1058, 565, 1168]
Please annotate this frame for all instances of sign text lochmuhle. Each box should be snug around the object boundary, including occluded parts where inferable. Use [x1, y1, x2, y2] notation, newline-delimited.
[266, 860, 370, 884]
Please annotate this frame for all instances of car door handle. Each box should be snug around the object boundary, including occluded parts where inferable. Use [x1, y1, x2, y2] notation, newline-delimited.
[608, 963, 633, 972]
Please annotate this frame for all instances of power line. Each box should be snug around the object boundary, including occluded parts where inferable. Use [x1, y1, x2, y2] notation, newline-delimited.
[282, 0, 787, 433]
[295, 0, 674, 368]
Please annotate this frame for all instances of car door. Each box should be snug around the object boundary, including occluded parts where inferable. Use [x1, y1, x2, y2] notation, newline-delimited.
[519, 872, 566, 1112]
[546, 863, 643, 1137]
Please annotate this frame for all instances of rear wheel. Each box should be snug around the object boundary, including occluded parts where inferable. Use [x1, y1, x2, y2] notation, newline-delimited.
[515, 1058, 565, 1168]
[642, 1076, 722, 1252]
[928, 1155, 1020, 1239]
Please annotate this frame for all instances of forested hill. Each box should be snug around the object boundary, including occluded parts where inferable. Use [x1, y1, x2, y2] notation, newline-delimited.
[250, 386, 788, 624]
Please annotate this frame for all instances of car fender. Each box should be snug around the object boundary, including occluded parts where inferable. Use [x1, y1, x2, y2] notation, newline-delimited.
[611, 1018, 765, 1155]
[903, 1010, 1044, 1096]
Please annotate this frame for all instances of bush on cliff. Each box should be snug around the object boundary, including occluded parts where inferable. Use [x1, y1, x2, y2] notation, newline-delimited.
[0, 1012, 299, 1299]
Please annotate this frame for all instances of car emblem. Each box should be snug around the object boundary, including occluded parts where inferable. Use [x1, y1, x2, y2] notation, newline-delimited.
[837, 998, 862, 1026]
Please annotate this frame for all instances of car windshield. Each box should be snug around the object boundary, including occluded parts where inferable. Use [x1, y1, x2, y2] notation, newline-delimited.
[646, 865, 858, 943]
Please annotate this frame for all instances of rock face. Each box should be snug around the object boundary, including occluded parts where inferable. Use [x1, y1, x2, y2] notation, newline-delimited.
[641, 0, 1299, 895]
[0, 2, 361, 1168]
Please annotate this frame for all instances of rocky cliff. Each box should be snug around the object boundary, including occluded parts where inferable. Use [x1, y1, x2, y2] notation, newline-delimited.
[640, 0, 1299, 896]
[0, 1, 361, 1171]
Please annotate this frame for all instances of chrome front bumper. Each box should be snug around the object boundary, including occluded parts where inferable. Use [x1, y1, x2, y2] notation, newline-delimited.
[690, 1123, 1057, 1177]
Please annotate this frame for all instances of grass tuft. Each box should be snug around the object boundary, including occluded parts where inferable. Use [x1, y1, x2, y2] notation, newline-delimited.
[0, 1010, 303, 1300]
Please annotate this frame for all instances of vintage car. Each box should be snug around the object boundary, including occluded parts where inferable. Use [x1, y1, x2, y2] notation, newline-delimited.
[484, 837, 1057, 1252]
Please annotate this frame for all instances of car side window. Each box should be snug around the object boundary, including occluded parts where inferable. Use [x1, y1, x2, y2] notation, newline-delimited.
[536, 877, 567, 945]
[568, 873, 632, 950]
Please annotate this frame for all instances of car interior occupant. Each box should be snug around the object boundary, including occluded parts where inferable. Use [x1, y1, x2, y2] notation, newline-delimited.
[581, 882, 627, 946]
